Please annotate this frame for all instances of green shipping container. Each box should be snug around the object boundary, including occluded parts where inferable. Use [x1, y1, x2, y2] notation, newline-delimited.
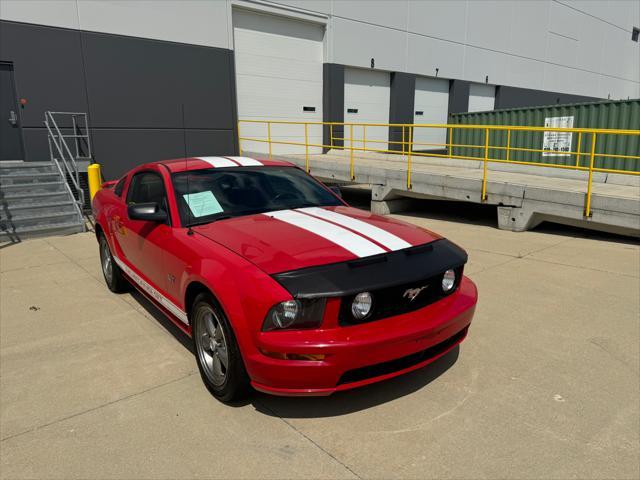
[449, 99, 640, 172]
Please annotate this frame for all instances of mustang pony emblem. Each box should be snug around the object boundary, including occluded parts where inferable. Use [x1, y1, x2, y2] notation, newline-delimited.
[403, 285, 429, 302]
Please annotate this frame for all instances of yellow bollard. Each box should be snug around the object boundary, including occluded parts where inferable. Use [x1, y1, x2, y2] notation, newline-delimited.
[87, 163, 103, 200]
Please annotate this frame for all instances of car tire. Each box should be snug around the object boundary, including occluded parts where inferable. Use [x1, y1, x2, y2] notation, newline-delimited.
[98, 233, 129, 293]
[191, 292, 250, 402]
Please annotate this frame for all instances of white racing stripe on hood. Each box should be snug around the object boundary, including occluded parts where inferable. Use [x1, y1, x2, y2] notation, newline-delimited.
[298, 207, 412, 251]
[225, 156, 263, 166]
[264, 209, 386, 258]
[198, 156, 238, 168]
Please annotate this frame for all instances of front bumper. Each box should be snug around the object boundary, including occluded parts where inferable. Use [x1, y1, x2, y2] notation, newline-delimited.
[245, 275, 478, 396]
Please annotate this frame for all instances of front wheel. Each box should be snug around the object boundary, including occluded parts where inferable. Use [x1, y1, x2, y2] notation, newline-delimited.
[192, 293, 250, 402]
[98, 233, 128, 293]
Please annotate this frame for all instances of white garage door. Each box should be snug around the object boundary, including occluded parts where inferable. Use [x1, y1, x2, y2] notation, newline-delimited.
[343, 68, 390, 151]
[233, 9, 324, 154]
[413, 77, 449, 151]
[468, 84, 496, 112]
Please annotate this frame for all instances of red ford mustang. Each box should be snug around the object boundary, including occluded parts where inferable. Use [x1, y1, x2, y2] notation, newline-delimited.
[93, 156, 477, 402]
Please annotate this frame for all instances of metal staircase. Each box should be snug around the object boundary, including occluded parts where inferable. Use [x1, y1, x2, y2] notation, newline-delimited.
[0, 112, 90, 242]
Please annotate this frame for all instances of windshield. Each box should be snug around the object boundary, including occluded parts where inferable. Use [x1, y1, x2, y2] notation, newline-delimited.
[172, 166, 342, 227]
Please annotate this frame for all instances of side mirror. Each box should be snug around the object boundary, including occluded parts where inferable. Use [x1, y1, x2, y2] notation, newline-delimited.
[329, 186, 342, 198]
[127, 202, 167, 222]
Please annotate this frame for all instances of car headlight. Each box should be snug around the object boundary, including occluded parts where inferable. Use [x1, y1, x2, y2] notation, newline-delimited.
[263, 298, 326, 331]
[351, 292, 373, 320]
[442, 269, 456, 292]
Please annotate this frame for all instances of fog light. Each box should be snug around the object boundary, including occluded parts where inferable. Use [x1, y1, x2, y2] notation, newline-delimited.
[351, 292, 373, 320]
[442, 269, 456, 292]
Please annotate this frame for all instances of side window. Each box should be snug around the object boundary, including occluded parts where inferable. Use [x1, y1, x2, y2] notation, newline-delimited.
[126, 172, 170, 223]
[113, 176, 126, 197]
[127, 172, 166, 205]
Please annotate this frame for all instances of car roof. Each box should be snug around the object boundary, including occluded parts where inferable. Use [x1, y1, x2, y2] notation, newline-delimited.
[152, 156, 295, 174]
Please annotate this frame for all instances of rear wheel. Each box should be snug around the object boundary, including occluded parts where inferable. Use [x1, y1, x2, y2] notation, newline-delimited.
[99, 233, 128, 293]
[192, 293, 250, 402]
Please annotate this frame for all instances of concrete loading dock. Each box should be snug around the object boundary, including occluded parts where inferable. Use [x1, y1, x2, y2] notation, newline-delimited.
[256, 149, 640, 237]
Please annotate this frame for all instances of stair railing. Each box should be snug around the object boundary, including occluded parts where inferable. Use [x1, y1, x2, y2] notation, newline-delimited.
[44, 111, 92, 219]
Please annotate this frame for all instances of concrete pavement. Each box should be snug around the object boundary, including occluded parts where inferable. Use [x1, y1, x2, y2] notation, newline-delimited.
[1, 203, 638, 479]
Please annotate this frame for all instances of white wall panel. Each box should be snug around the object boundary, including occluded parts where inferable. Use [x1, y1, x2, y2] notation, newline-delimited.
[463, 47, 509, 86]
[507, 1, 549, 60]
[548, 1, 581, 41]
[574, 14, 605, 74]
[413, 77, 449, 150]
[407, 33, 465, 80]
[465, 0, 511, 52]
[344, 68, 390, 151]
[546, 33, 579, 70]
[77, 0, 229, 48]
[333, 0, 408, 31]
[331, 17, 406, 72]
[407, 0, 467, 44]
[542, 63, 578, 96]
[468, 84, 495, 112]
[562, 0, 638, 31]
[601, 27, 640, 86]
[269, 0, 331, 15]
[0, 0, 79, 29]
[506, 56, 545, 91]
[572, 70, 605, 98]
[234, 9, 324, 154]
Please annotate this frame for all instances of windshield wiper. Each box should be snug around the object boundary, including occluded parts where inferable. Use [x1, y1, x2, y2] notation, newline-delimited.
[187, 215, 233, 228]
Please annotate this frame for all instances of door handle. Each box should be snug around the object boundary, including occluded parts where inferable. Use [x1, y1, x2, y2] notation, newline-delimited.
[8, 110, 18, 126]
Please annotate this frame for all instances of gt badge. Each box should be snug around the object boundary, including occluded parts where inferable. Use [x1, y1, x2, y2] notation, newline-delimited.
[403, 285, 428, 302]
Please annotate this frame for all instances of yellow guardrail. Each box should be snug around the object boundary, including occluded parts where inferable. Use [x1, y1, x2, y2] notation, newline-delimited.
[238, 120, 640, 217]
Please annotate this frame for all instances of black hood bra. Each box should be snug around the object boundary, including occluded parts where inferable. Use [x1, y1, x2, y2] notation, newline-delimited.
[272, 238, 468, 299]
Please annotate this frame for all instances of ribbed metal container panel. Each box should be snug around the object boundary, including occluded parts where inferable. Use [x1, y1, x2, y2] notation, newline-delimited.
[449, 99, 640, 172]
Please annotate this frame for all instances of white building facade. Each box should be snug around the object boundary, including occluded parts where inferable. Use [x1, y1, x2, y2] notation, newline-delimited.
[1, 0, 638, 174]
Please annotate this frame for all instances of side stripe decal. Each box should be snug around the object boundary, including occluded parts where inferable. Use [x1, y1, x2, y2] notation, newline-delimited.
[225, 156, 263, 166]
[112, 256, 189, 325]
[197, 156, 238, 168]
[298, 207, 411, 251]
[264, 209, 386, 258]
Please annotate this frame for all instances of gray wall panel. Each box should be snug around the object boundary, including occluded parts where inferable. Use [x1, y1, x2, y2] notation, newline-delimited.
[0, 21, 88, 128]
[448, 80, 470, 115]
[495, 86, 598, 110]
[92, 129, 182, 180]
[0, 20, 238, 169]
[93, 129, 236, 180]
[82, 33, 183, 129]
[323, 63, 344, 150]
[388, 72, 415, 152]
[82, 33, 236, 130]
[185, 129, 236, 159]
[21, 127, 67, 162]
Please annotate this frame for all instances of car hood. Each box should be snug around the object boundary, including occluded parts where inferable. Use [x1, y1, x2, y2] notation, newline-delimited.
[193, 206, 441, 274]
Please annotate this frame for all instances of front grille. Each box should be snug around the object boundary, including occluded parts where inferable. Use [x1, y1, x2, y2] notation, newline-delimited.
[338, 266, 463, 326]
[337, 326, 468, 385]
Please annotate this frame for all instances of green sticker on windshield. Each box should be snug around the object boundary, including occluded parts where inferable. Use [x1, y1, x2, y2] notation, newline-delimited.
[183, 191, 223, 217]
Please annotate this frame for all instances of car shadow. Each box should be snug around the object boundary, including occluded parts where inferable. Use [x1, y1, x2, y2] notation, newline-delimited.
[128, 289, 194, 354]
[126, 288, 462, 415]
[251, 346, 460, 418]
